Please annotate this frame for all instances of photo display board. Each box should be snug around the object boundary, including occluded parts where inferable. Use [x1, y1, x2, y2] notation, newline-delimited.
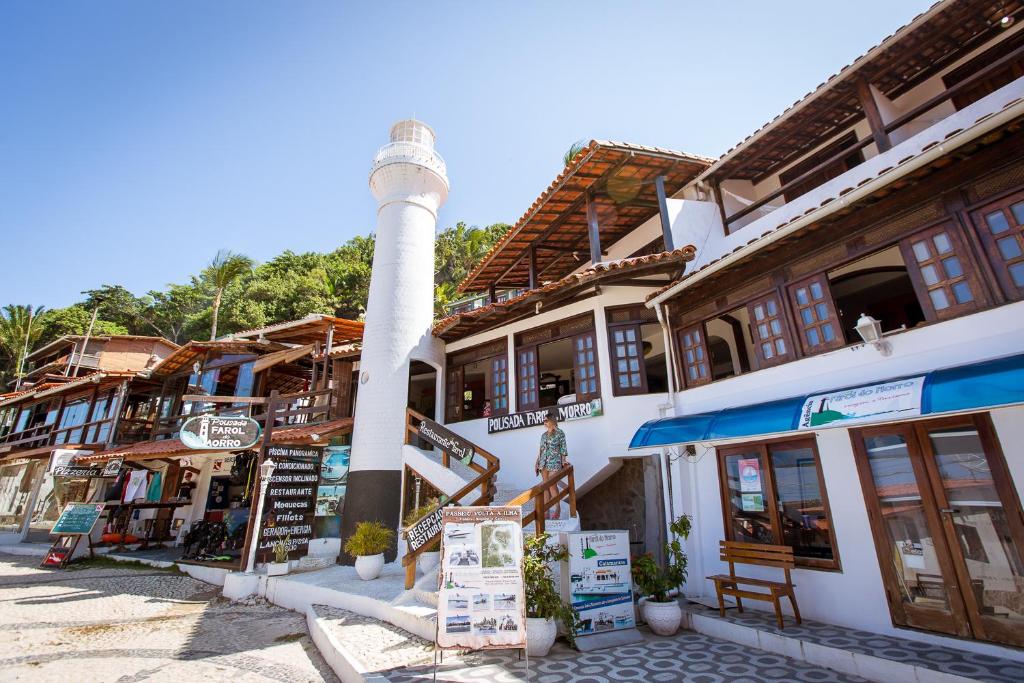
[560, 530, 635, 637]
[256, 445, 323, 562]
[437, 506, 526, 650]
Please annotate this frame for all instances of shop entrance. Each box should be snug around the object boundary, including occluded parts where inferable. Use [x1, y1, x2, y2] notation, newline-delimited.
[851, 413, 1024, 648]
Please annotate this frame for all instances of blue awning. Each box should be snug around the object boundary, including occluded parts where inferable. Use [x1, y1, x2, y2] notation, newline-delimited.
[629, 353, 1024, 449]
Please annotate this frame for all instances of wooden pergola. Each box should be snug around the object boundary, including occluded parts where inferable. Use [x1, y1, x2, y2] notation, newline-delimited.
[458, 141, 710, 295]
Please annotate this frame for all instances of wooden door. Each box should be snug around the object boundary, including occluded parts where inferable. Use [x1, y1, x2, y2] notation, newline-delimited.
[852, 415, 1024, 646]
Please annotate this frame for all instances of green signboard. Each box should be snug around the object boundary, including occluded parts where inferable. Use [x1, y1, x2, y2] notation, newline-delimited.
[51, 503, 105, 536]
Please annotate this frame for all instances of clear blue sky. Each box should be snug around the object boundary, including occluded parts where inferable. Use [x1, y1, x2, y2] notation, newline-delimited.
[1, 1, 934, 308]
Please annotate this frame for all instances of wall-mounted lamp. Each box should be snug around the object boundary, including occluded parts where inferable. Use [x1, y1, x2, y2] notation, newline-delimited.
[192, 361, 202, 375]
[855, 313, 892, 356]
[1001, 15, 1015, 28]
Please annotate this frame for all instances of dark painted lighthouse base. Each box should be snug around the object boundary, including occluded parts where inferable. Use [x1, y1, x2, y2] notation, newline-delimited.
[338, 469, 402, 565]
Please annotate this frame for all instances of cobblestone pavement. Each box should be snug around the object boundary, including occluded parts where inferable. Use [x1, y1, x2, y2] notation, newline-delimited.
[0, 555, 337, 683]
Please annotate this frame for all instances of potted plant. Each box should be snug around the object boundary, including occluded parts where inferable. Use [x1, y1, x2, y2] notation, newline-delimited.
[632, 514, 691, 636]
[344, 521, 394, 581]
[403, 498, 441, 574]
[264, 536, 291, 576]
[524, 533, 579, 656]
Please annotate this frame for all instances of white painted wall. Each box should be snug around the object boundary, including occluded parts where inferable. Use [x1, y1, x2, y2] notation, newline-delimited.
[442, 286, 674, 497]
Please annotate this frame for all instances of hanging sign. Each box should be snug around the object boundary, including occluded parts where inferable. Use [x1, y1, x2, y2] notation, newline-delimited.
[437, 507, 526, 650]
[51, 503, 105, 536]
[798, 377, 925, 429]
[487, 398, 603, 434]
[416, 418, 475, 462]
[52, 465, 106, 478]
[101, 457, 124, 478]
[560, 530, 635, 636]
[180, 415, 261, 450]
[255, 445, 323, 562]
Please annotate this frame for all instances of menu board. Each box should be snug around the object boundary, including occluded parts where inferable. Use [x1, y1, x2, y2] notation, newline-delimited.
[51, 503, 106, 536]
[437, 507, 526, 650]
[255, 445, 323, 562]
[561, 530, 635, 637]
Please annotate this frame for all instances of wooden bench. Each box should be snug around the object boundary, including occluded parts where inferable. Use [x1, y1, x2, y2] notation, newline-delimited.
[707, 540, 802, 629]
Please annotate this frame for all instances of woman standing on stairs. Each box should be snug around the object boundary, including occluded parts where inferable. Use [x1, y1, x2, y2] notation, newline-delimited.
[535, 412, 568, 520]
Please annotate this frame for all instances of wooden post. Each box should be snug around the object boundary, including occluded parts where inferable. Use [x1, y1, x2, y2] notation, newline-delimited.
[586, 193, 601, 265]
[567, 468, 577, 519]
[405, 559, 416, 589]
[238, 390, 278, 569]
[535, 492, 545, 536]
[528, 246, 538, 290]
[856, 78, 891, 153]
[105, 380, 129, 447]
[654, 176, 675, 251]
[488, 284, 496, 304]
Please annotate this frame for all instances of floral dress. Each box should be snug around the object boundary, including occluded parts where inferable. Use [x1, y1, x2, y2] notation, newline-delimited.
[537, 428, 567, 471]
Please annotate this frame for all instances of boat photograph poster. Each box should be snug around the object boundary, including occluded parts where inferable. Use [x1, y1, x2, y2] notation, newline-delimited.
[560, 531, 635, 636]
[436, 507, 526, 650]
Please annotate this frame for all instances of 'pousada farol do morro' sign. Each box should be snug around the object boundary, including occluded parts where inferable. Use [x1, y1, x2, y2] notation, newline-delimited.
[180, 415, 261, 450]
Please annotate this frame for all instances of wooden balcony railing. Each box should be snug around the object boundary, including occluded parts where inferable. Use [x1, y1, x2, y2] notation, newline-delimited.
[724, 43, 1024, 232]
[0, 423, 54, 450]
[505, 463, 577, 537]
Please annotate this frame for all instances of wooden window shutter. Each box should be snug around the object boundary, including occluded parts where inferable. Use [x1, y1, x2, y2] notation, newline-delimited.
[677, 324, 711, 387]
[900, 223, 987, 321]
[972, 192, 1024, 301]
[608, 323, 646, 396]
[788, 274, 844, 354]
[572, 330, 600, 401]
[489, 355, 509, 414]
[516, 348, 539, 411]
[445, 366, 463, 423]
[747, 294, 792, 368]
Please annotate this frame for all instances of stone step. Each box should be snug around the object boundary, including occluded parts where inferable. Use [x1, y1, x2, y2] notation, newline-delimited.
[307, 604, 435, 682]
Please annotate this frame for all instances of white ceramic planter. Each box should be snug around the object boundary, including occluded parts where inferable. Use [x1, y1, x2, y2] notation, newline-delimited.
[640, 598, 682, 636]
[418, 551, 440, 575]
[526, 617, 557, 657]
[265, 561, 289, 577]
[355, 553, 385, 580]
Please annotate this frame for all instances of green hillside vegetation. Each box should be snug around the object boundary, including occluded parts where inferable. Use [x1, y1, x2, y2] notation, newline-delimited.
[0, 221, 508, 387]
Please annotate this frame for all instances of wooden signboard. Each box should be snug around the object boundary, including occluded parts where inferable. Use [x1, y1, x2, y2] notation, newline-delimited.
[416, 417, 475, 462]
[180, 415, 261, 450]
[255, 445, 323, 562]
[41, 536, 80, 569]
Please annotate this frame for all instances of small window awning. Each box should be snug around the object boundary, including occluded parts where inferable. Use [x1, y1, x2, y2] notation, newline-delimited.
[629, 353, 1024, 449]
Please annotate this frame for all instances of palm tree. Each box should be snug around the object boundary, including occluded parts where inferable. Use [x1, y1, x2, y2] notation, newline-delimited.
[0, 304, 44, 388]
[563, 140, 588, 167]
[201, 250, 254, 340]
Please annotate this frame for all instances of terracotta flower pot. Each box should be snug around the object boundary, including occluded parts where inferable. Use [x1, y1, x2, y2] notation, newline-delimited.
[355, 553, 385, 580]
[640, 597, 682, 636]
[526, 617, 557, 657]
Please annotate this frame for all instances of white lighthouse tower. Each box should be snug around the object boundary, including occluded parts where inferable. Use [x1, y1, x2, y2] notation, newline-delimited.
[340, 120, 449, 561]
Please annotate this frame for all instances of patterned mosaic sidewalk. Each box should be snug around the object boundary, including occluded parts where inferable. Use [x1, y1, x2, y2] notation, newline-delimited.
[684, 602, 1024, 683]
[385, 632, 868, 682]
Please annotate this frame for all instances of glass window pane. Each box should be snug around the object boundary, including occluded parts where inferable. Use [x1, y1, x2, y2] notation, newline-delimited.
[912, 241, 931, 262]
[723, 452, 774, 545]
[753, 305, 765, 321]
[822, 323, 835, 342]
[814, 303, 828, 321]
[630, 373, 641, 386]
[986, 210, 1011, 234]
[921, 264, 939, 286]
[806, 328, 820, 346]
[932, 232, 952, 254]
[795, 288, 808, 305]
[929, 288, 950, 310]
[618, 376, 629, 388]
[769, 446, 833, 561]
[801, 309, 813, 325]
[997, 236, 1022, 260]
[770, 319, 781, 335]
[810, 282, 823, 299]
[1011, 202, 1024, 225]
[941, 256, 963, 279]
[1009, 261, 1024, 287]
[952, 281, 973, 304]
[862, 433, 951, 610]
[762, 343, 773, 359]
[775, 339, 786, 355]
[766, 300, 778, 316]
[758, 324, 769, 340]
[614, 330, 624, 342]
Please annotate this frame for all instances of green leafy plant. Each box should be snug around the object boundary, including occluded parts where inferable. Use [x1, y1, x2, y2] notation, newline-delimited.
[631, 514, 692, 603]
[272, 535, 291, 564]
[524, 533, 580, 645]
[403, 498, 441, 552]
[344, 521, 394, 558]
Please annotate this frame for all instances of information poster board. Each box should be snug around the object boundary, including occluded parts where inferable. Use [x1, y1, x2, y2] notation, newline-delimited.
[51, 503, 105, 535]
[560, 530, 635, 636]
[255, 445, 322, 562]
[437, 506, 526, 650]
[314, 444, 350, 538]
